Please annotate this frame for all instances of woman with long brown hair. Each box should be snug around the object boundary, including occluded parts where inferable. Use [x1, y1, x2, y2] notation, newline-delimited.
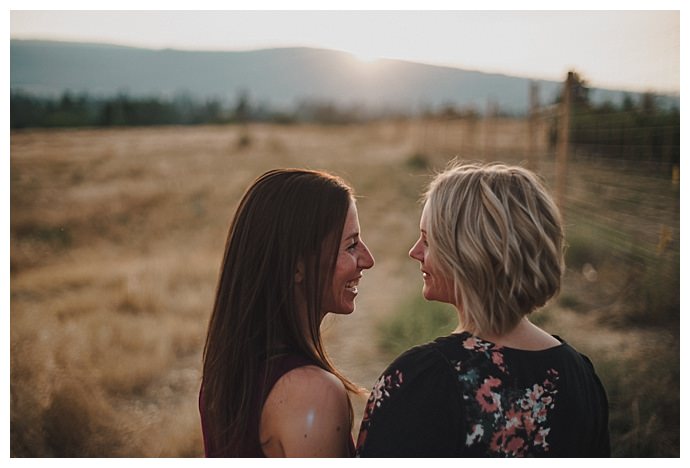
[200, 168, 374, 457]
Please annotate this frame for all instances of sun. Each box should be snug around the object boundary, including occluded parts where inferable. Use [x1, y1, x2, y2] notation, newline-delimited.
[352, 51, 381, 64]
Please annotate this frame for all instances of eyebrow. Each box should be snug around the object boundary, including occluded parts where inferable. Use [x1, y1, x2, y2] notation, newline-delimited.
[343, 232, 360, 242]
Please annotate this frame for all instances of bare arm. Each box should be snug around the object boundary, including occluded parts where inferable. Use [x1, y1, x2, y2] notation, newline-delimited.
[260, 365, 352, 457]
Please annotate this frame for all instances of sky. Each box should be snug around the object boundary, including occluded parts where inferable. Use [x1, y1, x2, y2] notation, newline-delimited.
[8, 5, 682, 95]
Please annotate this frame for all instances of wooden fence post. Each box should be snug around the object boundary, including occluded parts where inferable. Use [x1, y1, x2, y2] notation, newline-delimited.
[527, 82, 540, 170]
[484, 99, 498, 162]
[464, 114, 478, 157]
[555, 72, 573, 211]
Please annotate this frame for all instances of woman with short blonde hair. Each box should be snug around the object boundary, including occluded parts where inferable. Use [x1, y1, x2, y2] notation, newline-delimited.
[425, 163, 564, 337]
[357, 162, 609, 457]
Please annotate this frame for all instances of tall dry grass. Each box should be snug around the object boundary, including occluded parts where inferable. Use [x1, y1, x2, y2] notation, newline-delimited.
[10, 119, 678, 456]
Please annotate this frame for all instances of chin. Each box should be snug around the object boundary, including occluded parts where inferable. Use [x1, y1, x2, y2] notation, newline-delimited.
[329, 304, 355, 315]
[423, 291, 444, 304]
[329, 310, 354, 316]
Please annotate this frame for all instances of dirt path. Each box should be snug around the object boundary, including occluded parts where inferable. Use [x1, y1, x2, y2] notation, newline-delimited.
[323, 254, 421, 431]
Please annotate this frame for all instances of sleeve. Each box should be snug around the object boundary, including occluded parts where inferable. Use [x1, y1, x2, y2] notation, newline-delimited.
[356, 347, 462, 457]
[581, 354, 611, 457]
[590, 367, 611, 456]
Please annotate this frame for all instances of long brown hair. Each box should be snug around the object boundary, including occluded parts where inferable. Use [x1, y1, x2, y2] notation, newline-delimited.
[201, 168, 358, 454]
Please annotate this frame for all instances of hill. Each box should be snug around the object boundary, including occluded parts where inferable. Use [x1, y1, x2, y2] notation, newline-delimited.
[10, 39, 679, 115]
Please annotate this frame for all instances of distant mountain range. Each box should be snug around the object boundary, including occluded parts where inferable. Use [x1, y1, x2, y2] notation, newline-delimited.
[10, 39, 680, 115]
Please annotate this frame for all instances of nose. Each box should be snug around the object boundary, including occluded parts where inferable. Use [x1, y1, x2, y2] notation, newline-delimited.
[359, 241, 375, 270]
[409, 237, 424, 263]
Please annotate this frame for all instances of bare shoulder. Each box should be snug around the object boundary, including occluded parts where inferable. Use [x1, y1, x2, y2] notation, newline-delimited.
[277, 364, 347, 393]
[260, 365, 351, 457]
[264, 365, 349, 419]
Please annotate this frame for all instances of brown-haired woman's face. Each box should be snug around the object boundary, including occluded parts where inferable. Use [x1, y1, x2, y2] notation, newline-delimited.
[322, 202, 375, 315]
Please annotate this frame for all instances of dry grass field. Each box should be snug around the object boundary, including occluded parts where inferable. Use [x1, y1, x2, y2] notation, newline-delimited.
[10, 119, 679, 456]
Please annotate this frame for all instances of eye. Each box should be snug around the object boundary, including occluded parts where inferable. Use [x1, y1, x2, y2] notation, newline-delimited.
[347, 241, 359, 252]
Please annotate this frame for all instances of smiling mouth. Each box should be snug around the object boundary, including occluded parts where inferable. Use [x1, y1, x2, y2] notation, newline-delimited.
[345, 277, 361, 293]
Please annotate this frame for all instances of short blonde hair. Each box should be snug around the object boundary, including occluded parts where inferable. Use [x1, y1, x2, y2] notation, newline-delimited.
[425, 162, 564, 336]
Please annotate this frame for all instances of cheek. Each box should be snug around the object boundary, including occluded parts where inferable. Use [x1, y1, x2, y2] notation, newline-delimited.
[425, 251, 441, 274]
[428, 267, 455, 302]
[440, 277, 455, 300]
[333, 254, 354, 284]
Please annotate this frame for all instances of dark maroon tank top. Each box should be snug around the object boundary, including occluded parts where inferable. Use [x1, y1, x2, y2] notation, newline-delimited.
[199, 353, 355, 457]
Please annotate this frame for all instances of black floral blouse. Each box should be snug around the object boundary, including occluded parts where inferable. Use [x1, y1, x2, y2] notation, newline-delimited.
[356, 332, 610, 457]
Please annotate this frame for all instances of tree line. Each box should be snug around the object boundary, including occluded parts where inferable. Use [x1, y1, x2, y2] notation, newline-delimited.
[549, 73, 680, 166]
[11, 86, 679, 168]
[9, 91, 375, 129]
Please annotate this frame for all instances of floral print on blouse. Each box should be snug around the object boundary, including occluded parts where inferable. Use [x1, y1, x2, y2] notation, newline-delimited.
[356, 332, 610, 457]
[454, 335, 559, 456]
[357, 369, 403, 449]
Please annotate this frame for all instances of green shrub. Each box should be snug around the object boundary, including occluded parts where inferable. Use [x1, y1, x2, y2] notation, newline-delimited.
[378, 294, 456, 359]
[406, 152, 430, 171]
[15, 224, 72, 250]
[564, 215, 679, 329]
[237, 132, 252, 148]
[593, 340, 679, 456]
[626, 250, 679, 328]
[565, 220, 620, 269]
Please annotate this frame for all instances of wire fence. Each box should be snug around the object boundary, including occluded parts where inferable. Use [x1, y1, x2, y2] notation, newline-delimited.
[401, 75, 679, 455]
[406, 73, 679, 330]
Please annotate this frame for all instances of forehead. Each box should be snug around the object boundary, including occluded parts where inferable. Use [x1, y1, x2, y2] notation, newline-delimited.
[420, 200, 431, 229]
[342, 201, 360, 233]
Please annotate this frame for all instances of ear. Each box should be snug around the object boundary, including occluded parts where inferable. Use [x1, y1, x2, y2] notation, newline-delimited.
[294, 259, 305, 284]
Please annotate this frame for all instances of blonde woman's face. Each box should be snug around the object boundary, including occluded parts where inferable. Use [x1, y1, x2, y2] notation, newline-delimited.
[409, 201, 455, 305]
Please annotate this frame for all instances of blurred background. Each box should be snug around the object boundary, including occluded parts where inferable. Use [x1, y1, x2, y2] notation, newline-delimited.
[9, 8, 680, 457]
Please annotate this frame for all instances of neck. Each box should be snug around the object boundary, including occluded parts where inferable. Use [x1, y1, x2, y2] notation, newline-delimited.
[459, 318, 561, 351]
